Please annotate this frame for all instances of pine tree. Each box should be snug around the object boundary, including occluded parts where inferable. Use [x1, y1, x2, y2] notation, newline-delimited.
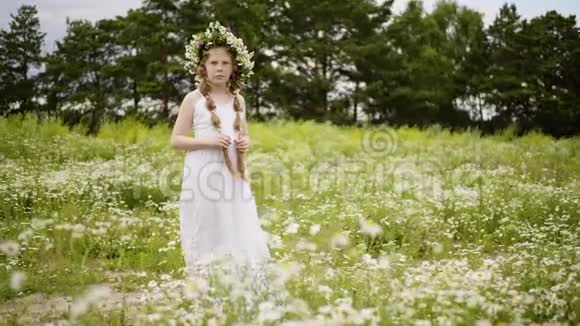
[268, 0, 391, 122]
[484, 4, 530, 130]
[44, 19, 117, 135]
[208, 0, 272, 121]
[0, 5, 45, 116]
[140, 0, 183, 120]
[524, 11, 580, 136]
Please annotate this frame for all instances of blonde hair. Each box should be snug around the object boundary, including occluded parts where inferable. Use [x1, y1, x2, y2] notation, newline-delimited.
[197, 48, 248, 181]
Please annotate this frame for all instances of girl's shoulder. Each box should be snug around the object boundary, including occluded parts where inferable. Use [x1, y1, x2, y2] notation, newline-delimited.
[187, 89, 205, 111]
[189, 89, 204, 103]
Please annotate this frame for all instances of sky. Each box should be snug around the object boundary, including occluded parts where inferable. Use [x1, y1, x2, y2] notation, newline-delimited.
[1, 0, 579, 54]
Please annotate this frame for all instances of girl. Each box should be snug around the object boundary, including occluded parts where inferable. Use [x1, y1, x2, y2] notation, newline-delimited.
[170, 22, 271, 290]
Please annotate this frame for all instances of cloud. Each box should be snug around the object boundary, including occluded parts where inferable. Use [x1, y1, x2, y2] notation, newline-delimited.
[2, 0, 578, 54]
[393, 0, 580, 26]
[0, 0, 140, 54]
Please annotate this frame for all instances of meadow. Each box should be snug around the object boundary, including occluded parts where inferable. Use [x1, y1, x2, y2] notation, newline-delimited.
[0, 115, 578, 325]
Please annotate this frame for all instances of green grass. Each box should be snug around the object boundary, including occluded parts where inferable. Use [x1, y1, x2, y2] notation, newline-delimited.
[0, 114, 579, 325]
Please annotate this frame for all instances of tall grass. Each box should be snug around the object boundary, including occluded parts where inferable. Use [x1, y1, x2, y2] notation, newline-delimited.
[1, 114, 578, 324]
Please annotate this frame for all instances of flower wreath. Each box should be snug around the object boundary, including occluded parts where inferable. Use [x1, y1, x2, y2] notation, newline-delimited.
[184, 21, 254, 86]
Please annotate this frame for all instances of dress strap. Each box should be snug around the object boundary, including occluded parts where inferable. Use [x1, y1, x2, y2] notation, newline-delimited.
[191, 90, 205, 125]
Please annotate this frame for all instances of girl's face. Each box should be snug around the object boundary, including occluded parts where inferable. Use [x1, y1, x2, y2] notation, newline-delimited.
[203, 47, 234, 87]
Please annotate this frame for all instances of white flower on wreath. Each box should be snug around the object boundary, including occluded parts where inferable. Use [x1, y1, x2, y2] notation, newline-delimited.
[184, 21, 255, 86]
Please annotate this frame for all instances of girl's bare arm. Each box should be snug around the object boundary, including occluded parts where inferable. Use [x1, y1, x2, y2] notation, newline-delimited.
[170, 90, 212, 151]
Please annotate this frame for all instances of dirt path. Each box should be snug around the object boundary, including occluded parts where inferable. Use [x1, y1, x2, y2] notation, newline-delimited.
[0, 277, 149, 325]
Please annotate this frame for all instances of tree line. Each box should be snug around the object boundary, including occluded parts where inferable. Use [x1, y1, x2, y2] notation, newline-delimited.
[1, 0, 579, 137]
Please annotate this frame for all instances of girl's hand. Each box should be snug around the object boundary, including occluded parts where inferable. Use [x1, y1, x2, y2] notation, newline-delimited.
[205, 134, 232, 149]
[234, 134, 250, 153]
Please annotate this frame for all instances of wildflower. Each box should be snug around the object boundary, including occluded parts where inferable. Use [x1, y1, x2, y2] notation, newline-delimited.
[296, 239, 317, 251]
[358, 217, 383, 237]
[10, 271, 26, 290]
[70, 285, 112, 318]
[330, 233, 350, 249]
[268, 234, 283, 249]
[285, 222, 299, 234]
[309, 223, 321, 236]
[258, 301, 283, 322]
[432, 243, 444, 255]
[184, 21, 254, 86]
[0, 240, 20, 256]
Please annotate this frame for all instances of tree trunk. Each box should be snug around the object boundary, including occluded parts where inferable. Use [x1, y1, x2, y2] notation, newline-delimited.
[162, 69, 169, 118]
[252, 79, 261, 120]
[322, 55, 328, 113]
[479, 94, 486, 132]
[132, 78, 139, 115]
[353, 81, 359, 123]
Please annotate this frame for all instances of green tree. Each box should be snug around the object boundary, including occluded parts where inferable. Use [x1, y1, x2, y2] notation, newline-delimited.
[269, 0, 390, 122]
[523, 11, 580, 136]
[368, 0, 449, 126]
[430, 0, 487, 127]
[483, 3, 530, 130]
[140, 0, 183, 120]
[43, 19, 118, 134]
[94, 12, 144, 117]
[208, 0, 273, 120]
[0, 5, 45, 116]
[176, 0, 211, 97]
[338, 0, 393, 124]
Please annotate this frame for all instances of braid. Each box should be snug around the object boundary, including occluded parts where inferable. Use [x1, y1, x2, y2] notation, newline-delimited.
[197, 64, 248, 182]
[199, 80, 221, 128]
[229, 82, 248, 181]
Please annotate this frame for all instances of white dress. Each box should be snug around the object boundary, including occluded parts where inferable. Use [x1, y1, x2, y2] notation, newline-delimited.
[178, 94, 272, 292]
